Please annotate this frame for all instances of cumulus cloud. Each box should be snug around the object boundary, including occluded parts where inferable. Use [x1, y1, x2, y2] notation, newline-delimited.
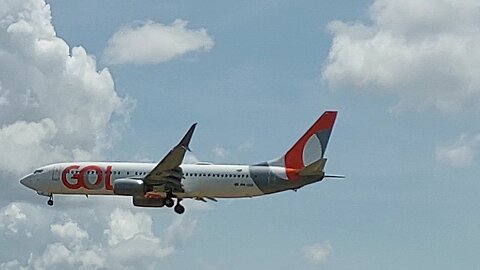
[165, 215, 198, 247]
[104, 19, 214, 65]
[0, 0, 204, 269]
[303, 241, 333, 266]
[212, 146, 228, 159]
[0, 1, 205, 269]
[183, 152, 200, 164]
[0, 0, 131, 179]
[0, 203, 27, 234]
[322, 0, 480, 113]
[50, 220, 89, 242]
[435, 134, 480, 167]
[0, 203, 198, 270]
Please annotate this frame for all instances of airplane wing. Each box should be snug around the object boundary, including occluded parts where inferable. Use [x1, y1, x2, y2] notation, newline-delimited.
[143, 123, 197, 193]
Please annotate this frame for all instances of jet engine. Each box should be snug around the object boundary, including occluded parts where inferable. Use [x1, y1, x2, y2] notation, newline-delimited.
[113, 179, 145, 196]
[133, 197, 165, 207]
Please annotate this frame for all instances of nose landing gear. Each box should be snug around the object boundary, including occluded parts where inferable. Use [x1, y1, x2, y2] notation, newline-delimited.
[47, 194, 53, 206]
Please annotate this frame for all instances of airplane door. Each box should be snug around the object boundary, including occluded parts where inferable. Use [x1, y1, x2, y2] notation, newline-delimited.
[52, 167, 60, 181]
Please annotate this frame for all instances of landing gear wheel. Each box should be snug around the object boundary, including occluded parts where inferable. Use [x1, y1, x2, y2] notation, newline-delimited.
[164, 197, 174, 208]
[47, 194, 53, 206]
[174, 204, 185, 214]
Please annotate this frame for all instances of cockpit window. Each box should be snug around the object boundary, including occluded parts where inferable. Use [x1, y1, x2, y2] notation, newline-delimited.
[33, 169, 43, 174]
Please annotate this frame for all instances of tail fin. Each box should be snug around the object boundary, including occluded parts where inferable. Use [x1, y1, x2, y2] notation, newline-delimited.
[269, 111, 337, 179]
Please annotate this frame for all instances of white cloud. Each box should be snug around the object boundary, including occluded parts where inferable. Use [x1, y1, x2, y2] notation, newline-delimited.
[104, 208, 154, 246]
[165, 216, 198, 247]
[104, 19, 214, 65]
[50, 220, 89, 242]
[303, 241, 333, 266]
[0, 0, 131, 178]
[183, 152, 200, 164]
[323, 0, 480, 113]
[435, 134, 480, 167]
[0, 203, 198, 270]
[0, 119, 60, 175]
[212, 146, 228, 159]
[0, 203, 27, 234]
[0, 260, 26, 270]
[0, 1, 201, 269]
[105, 208, 174, 267]
[25, 235, 106, 270]
[0, 1, 205, 269]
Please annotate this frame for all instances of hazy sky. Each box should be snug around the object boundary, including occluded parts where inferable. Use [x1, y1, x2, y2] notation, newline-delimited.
[1, 0, 480, 269]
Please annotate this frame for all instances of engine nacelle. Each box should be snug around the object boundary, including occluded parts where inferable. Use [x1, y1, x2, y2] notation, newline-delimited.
[133, 197, 165, 207]
[113, 178, 145, 196]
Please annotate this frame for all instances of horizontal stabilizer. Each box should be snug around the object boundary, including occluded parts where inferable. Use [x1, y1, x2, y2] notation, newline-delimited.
[324, 174, 346, 179]
[298, 158, 327, 177]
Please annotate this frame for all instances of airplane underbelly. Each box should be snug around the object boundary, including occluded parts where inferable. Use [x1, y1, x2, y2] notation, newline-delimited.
[183, 177, 263, 198]
[60, 187, 113, 195]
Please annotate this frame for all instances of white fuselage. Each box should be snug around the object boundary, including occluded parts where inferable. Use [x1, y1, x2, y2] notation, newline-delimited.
[23, 162, 269, 199]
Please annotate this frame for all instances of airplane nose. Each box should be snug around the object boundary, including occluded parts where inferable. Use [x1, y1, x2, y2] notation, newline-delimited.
[20, 175, 35, 190]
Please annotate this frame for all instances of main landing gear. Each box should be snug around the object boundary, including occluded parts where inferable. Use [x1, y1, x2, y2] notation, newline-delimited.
[163, 190, 185, 214]
[174, 199, 185, 215]
[165, 198, 185, 214]
[47, 194, 53, 206]
[164, 197, 174, 208]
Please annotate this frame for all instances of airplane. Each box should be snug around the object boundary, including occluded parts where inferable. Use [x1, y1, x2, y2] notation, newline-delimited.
[20, 111, 342, 214]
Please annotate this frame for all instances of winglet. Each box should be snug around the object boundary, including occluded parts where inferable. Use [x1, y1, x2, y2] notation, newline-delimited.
[179, 123, 197, 151]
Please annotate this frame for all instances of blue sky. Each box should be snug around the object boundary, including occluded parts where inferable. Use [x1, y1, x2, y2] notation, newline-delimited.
[1, 0, 480, 269]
